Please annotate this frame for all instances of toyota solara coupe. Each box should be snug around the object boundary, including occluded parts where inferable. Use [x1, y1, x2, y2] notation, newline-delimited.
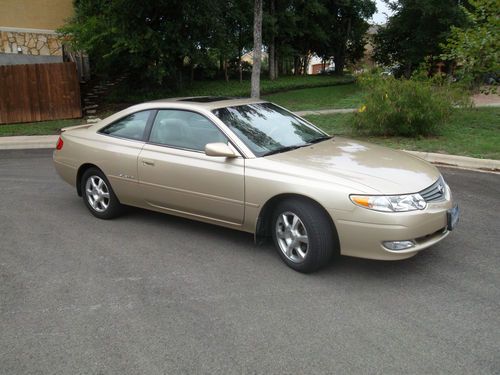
[53, 97, 459, 272]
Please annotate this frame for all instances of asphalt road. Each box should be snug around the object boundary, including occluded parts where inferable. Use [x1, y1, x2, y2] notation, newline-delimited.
[1, 149, 499, 374]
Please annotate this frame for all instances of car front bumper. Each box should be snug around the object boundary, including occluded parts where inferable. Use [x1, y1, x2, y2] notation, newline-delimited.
[329, 198, 456, 260]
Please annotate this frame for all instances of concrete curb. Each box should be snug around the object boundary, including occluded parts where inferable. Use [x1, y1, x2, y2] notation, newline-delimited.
[404, 151, 500, 173]
[0, 135, 59, 150]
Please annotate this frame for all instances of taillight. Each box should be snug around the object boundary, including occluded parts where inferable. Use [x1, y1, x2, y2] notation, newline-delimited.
[56, 137, 64, 150]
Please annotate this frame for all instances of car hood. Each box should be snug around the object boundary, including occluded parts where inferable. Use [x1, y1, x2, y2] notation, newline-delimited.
[265, 137, 440, 194]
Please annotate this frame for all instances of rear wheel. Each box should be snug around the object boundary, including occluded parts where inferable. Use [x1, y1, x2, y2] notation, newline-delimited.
[272, 199, 336, 273]
[81, 168, 122, 219]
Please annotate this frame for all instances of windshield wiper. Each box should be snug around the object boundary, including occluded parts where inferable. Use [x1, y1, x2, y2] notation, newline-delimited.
[262, 143, 310, 156]
[309, 135, 333, 144]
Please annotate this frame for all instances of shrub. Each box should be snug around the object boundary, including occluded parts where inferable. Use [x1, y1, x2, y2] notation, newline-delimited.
[353, 74, 469, 137]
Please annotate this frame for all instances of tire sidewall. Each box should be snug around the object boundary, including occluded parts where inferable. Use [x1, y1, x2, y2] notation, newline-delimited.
[272, 199, 334, 273]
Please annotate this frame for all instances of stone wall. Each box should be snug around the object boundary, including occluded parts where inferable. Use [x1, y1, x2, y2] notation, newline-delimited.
[0, 31, 62, 56]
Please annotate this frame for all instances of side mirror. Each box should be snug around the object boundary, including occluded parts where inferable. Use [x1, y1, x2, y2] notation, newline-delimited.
[205, 142, 238, 158]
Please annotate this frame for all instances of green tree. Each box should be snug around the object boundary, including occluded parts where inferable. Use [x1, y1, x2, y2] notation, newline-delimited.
[374, 0, 467, 77]
[319, 0, 376, 74]
[441, 0, 500, 87]
[60, 0, 244, 86]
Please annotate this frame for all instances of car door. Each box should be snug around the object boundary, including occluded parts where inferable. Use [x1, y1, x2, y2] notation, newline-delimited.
[137, 109, 245, 226]
[96, 110, 154, 206]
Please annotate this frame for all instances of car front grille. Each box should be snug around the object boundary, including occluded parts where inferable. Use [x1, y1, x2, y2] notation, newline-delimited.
[419, 176, 446, 202]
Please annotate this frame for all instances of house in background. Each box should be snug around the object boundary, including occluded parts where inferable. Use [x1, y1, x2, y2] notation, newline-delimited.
[0, 0, 73, 65]
[307, 54, 335, 75]
[241, 50, 269, 65]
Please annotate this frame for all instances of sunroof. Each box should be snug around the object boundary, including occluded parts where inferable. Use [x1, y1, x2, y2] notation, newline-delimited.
[178, 96, 233, 103]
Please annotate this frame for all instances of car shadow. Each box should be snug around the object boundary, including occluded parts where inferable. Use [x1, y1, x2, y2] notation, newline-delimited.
[114, 205, 446, 282]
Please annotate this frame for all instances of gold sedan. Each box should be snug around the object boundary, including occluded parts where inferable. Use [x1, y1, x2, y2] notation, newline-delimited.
[53, 97, 459, 272]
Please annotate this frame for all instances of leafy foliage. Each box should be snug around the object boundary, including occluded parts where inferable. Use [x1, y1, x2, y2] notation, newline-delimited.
[59, 0, 375, 86]
[441, 0, 500, 87]
[352, 74, 469, 136]
[374, 0, 467, 77]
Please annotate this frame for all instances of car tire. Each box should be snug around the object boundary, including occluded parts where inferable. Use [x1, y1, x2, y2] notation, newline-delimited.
[81, 168, 122, 219]
[272, 198, 336, 273]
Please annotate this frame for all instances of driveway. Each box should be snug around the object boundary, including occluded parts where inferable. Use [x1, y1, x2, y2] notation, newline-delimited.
[0, 149, 499, 374]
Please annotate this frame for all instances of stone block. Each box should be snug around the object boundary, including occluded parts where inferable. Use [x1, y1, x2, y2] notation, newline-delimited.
[2, 40, 10, 53]
[48, 38, 60, 50]
[15, 34, 25, 45]
[39, 45, 50, 55]
[36, 40, 44, 50]
[27, 38, 36, 48]
[38, 35, 47, 42]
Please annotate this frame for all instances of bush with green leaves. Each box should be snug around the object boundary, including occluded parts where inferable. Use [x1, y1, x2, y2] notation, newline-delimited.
[353, 74, 469, 137]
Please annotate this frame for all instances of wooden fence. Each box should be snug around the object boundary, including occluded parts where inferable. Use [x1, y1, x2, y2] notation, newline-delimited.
[0, 62, 82, 124]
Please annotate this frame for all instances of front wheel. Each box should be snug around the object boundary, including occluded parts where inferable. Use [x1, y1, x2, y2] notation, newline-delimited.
[81, 168, 122, 219]
[272, 199, 336, 273]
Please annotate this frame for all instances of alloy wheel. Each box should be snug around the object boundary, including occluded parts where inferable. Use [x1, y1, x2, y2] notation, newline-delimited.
[275, 211, 309, 263]
[85, 175, 110, 213]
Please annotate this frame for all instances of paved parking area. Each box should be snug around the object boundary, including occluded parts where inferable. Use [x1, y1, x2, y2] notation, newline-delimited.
[1, 149, 499, 374]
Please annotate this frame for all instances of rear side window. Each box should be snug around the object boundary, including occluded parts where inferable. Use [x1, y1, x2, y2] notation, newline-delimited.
[100, 111, 151, 141]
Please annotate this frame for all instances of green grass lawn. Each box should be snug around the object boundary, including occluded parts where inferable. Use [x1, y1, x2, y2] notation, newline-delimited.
[0, 118, 84, 137]
[305, 107, 500, 160]
[264, 83, 362, 110]
[106, 75, 355, 103]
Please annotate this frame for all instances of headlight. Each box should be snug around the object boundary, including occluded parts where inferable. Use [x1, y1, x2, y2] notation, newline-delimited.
[350, 193, 427, 212]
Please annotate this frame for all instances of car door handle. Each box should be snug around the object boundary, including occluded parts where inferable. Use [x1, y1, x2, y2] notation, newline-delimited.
[142, 159, 155, 166]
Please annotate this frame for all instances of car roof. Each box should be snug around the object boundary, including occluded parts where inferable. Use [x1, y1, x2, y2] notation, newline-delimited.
[145, 96, 267, 111]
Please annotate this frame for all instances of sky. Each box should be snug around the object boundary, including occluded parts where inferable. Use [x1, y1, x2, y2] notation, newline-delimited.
[371, 0, 394, 25]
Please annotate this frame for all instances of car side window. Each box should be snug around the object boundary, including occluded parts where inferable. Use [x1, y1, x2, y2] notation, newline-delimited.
[100, 111, 151, 141]
[149, 110, 228, 151]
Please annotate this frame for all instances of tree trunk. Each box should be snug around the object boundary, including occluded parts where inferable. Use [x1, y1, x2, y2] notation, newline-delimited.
[251, 0, 263, 98]
[268, 0, 276, 80]
[274, 48, 279, 79]
[269, 42, 276, 80]
[238, 50, 243, 83]
[219, 54, 224, 77]
[334, 53, 345, 76]
[302, 55, 309, 75]
[238, 28, 243, 83]
[293, 56, 299, 75]
[224, 59, 229, 82]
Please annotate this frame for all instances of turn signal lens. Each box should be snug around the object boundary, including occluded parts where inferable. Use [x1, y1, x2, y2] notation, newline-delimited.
[351, 196, 370, 207]
[56, 137, 64, 150]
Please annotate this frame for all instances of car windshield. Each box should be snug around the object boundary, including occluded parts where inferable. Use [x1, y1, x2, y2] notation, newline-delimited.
[213, 103, 330, 156]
